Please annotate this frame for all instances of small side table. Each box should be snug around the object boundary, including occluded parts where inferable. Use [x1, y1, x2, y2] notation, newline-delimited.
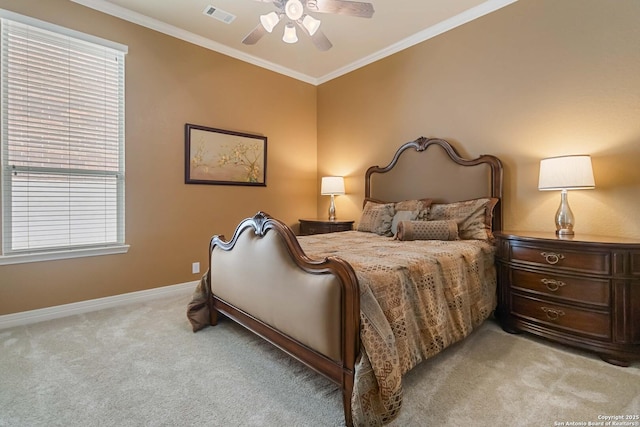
[298, 218, 354, 236]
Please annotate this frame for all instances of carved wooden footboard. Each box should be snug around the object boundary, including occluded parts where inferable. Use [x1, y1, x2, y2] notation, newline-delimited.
[207, 212, 360, 426]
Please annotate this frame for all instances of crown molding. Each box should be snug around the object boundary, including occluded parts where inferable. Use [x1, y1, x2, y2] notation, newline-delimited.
[70, 0, 317, 85]
[71, 0, 518, 86]
[316, 0, 518, 84]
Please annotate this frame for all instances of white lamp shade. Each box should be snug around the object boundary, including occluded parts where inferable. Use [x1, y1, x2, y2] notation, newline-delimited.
[538, 155, 595, 191]
[285, 0, 304, 20]
[302, 15, 321, 35]
[260, 12, 280, 33]
[282, 23, 298, 43]
[321, 176, 345, 195]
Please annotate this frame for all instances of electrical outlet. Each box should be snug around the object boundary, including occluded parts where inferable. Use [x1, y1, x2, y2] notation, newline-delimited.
[192, 262, 200, 274]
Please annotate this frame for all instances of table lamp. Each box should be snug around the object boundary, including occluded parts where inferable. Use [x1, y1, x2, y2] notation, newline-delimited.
[320, 176, 345, 221]
[538, 155, 595, 236]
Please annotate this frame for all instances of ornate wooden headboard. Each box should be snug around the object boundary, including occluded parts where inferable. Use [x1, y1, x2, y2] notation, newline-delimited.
[365, 137, 504, 231]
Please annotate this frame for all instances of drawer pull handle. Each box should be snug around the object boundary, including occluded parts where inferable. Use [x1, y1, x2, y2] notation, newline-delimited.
[541, 278, 566, 292]
[540, 252, 565, 265]
[541, 307, 565, 321]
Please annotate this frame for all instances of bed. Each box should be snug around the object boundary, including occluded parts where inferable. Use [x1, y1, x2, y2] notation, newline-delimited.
[187, 137, 504, 426]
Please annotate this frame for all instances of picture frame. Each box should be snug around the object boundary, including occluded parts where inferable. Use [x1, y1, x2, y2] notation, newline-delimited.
[185, 123, 267, 186]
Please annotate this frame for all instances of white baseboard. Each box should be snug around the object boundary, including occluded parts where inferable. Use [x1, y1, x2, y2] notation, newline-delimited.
[0, 280, 198, 330]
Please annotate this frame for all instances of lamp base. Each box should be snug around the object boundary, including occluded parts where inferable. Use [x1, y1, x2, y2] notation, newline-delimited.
[556, 229, 574, 237]
[555, 189, 575, 236]
[328, 194, 336, 221]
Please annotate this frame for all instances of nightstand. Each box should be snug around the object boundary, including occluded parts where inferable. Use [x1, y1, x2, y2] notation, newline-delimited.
[298, 219, 354, 236]
[494, 231, 640, 366]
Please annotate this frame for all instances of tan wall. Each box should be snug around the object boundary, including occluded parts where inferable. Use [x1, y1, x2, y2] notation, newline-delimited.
[3, 0, 640, 315]
[0, 0, 318, 314]
[317, 0, 640, 240]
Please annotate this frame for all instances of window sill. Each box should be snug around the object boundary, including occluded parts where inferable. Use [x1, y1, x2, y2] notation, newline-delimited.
[0, 245, 130, 265]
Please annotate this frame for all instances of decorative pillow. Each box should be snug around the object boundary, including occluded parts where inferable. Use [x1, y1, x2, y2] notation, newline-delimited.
[363, 198, 432, 219]
[396, 220, 459, 241]
[427, 198, 498, 240]
[394, 198, 432, 220]
[357, 201, 395, 236]
[361, 197, 386, 208]
[391, 210, 416, 236]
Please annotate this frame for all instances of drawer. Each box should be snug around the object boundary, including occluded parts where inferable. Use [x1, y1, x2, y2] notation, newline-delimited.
[328, 224, 352, 232]
[511, 294, 611, 340]
[299, 222, 352, 235]
[511, 268, 610, 306]
[632, 252, 640, 275]
[301, 225, 325, 235]
[510, 243, 610, 275]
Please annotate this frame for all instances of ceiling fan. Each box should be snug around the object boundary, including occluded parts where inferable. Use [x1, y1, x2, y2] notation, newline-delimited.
[242, 0, 375, 51]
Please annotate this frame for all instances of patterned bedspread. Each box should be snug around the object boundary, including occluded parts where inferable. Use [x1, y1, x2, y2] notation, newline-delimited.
[298, 231, 497, 426]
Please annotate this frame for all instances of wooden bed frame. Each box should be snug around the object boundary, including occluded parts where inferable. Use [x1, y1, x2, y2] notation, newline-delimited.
[205, 137, 503, 426]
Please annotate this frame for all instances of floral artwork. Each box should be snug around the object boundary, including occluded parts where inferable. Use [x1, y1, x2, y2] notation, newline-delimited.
[185, 124, 266, 186]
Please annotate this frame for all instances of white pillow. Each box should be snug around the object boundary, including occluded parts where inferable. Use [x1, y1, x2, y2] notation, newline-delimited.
[391, 210, 417, 236]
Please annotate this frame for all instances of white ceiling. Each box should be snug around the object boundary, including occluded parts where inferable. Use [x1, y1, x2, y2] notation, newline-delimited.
[71, 0, 518, 85]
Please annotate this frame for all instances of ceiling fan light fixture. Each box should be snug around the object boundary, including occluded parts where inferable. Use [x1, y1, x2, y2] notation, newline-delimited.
[301, 15, 321, 36]
[282, 23, 298, 43]
[260, 11, 280, 33]
[285, 0, 304, 21]
[242, 0, 374, 50]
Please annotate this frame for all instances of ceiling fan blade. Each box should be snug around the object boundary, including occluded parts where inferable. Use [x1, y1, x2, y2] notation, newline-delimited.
[294, 20, 332, 51]
[242, 24, 268, 45]
[306, 0, 374, 18]
[310, 29, 332, 51]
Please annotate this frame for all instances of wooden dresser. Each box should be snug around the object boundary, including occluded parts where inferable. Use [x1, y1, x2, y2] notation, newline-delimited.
[298, 218, 354, 236]
[494, 231, 640, 366]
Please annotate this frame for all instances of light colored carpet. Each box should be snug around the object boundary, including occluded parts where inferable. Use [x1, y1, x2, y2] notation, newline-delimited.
[1, 293, 638, 427]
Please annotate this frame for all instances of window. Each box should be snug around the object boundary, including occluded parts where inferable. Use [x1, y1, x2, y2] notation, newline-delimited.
[1, 11, 128, 264]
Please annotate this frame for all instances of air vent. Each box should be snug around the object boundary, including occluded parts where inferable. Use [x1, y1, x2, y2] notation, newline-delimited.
[203, 5, 236, 24]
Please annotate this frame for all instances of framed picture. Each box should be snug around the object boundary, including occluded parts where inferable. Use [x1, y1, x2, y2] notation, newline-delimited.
[185, 123, 267, 186]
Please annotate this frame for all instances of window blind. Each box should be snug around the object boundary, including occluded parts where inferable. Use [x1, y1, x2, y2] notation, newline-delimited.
[1, 16, 126, 255]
